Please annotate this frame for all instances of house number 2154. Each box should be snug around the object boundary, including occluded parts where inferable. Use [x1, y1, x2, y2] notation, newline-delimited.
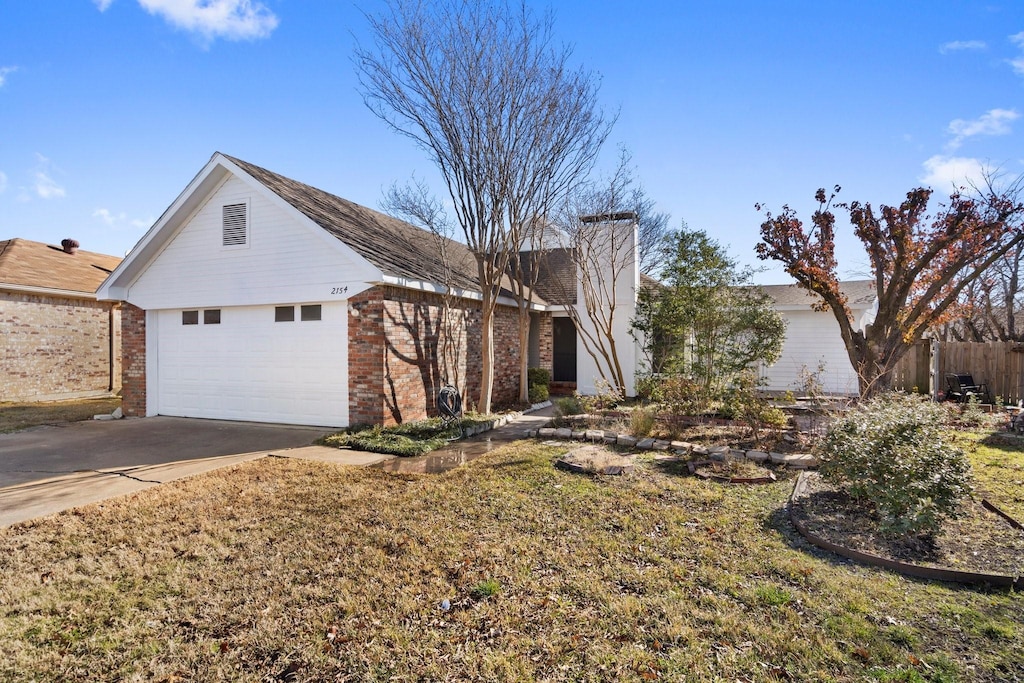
[331, 286, 349, 295]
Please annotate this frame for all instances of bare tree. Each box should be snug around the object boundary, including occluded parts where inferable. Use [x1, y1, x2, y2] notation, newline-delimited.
[382, 179, 471, 401]
[939, 243, 1024, 342]
[554, 152, 641, 395]
[633, 188, 671, 276]
[357, 0, 608, 413]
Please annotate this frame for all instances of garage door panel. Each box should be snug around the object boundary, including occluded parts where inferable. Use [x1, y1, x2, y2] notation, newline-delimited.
[156, 303, 348, 426]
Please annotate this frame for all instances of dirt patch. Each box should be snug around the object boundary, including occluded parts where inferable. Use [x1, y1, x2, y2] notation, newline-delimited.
[555, 444, 634, 475]
[791, 472, 1024, 577]
[689, 459, 776, 484]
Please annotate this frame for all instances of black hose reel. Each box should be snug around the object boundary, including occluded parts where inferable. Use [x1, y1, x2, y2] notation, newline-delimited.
[437, 384, 463, 428]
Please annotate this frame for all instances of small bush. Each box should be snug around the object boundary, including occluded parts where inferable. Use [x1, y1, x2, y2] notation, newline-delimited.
[528, 383, 549, 403]
[629, 406, 656, 438]
[554, 396, 583, 417]
[527, 367, 550, 403]
[819, 393, 973, 537]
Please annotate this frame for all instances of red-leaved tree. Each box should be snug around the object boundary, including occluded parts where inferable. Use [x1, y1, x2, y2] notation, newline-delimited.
[757, 180, 1024, 398]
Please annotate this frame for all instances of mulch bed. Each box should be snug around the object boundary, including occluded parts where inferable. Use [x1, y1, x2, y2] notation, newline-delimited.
[791, 472, 1024, 578]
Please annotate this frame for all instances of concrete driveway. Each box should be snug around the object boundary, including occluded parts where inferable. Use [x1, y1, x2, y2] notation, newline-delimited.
[0, 416, 343, 527]
[0, 416, 332, 489]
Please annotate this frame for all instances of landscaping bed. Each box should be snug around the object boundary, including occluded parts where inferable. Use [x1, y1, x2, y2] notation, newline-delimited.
[791, 471, 1024, 579]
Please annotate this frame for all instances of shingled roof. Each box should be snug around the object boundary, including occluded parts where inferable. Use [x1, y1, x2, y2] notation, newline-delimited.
[760, 279, 877, 308]
[224, 154, 482, 293]
[0, 238, 122, 295]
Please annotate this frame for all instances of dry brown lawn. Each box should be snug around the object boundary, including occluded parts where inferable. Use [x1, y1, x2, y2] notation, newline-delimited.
[0, 397, 121, 433]
[0, 440, 1021, 682]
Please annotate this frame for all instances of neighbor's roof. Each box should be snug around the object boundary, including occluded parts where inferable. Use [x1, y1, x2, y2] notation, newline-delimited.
[760, 279, 876, 308]
[224, 154, 485, 294]
[0, 238, 122, 296]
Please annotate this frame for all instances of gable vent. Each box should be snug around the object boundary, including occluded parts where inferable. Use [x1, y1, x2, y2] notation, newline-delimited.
[222, 203, 248, 246]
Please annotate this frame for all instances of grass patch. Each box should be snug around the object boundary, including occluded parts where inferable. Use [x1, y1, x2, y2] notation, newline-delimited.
[971, 432, 1024, 520]
[0, 397, 121, 433]
[1, 441, 1021, 680]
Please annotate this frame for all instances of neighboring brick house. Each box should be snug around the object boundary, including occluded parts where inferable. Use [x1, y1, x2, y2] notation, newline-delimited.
[97, 152, 557, 427]
[0, 238, 122, 402]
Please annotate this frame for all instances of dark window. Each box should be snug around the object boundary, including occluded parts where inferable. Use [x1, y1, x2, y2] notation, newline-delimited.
[301, 304, 322, 321]
[275, 306, 295, 322]
[222, 203, 247, 246]
[204, 309, 221, 325]
[182, 310, 199, 325]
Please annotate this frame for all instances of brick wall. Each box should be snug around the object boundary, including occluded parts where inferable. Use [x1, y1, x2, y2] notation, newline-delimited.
[0, 291, 121, 402]
[535, 311, 553, 373]
[348, 285, 525, 426]
[120, 303, 147, 416]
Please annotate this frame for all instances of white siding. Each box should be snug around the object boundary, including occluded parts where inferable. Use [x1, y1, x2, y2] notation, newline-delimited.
[761, 308, 864, 395]
[575, 222, 640, 397]
[127, 175, 376, 310]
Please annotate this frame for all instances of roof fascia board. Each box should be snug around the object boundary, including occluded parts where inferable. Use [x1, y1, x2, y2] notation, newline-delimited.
[1, 282, 101, 300]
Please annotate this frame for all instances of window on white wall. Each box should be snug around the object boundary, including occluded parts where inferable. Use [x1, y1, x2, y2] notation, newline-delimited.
[222, 202, 248, 246]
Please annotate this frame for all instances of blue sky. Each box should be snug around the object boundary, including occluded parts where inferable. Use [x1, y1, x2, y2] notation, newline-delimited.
[2, 1, 1022, 283]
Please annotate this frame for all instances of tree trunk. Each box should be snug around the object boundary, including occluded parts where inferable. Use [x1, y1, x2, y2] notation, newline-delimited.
[518, 308, 530, 403]
[479, 304, 495, 414]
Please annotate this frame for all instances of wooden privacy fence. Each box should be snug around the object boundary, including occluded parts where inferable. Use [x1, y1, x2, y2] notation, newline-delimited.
[892, 341, 1024, 405]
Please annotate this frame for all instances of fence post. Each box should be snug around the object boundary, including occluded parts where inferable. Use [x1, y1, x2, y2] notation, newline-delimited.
[930, 338, 940, 401]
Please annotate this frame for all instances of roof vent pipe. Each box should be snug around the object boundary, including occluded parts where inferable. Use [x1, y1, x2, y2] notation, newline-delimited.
[61, 238, 79, 254]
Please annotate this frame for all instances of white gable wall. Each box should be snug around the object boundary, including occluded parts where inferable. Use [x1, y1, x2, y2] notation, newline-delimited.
[761, 307, 868, 395]
[126, 174, 375, 310]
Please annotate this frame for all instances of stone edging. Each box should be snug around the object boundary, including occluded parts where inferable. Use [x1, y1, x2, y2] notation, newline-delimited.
[789, 471, 1024, 590]
[527, 426, 818, 470]
[461, 401, 552, 438]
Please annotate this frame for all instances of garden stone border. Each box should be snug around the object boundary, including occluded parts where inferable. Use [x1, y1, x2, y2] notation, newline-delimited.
[527, 426, 819, 470]
[461, 401, 552, 438]
[789, 471, 1024, 590]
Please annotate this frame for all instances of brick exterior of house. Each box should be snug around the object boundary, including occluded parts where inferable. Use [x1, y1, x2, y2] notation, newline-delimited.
[349, 285, 524, 426]
[120, 302, 147, 417]
[1, 291, 121, 402]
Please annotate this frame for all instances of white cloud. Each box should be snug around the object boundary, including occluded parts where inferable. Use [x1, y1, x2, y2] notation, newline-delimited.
[920, 155, 988, 190]
[93, 208, 126, 226]
[946, 108, 1019, 150]
[31, 154, 66, 200]
[1011, 32, 1024, 76]
[94, 208, 154, 230]
[939, 40, 986, 54]
[94, 0, 115, 10]
[0, 66, 17, 88]
[137, 0, 279, 42]
[34, 172, 66, 199]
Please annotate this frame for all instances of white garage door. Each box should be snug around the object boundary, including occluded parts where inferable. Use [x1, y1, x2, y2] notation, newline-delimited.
[155, 302, 348, 427]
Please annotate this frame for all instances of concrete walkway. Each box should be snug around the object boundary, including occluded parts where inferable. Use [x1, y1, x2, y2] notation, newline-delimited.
[0, 406, 554, 528]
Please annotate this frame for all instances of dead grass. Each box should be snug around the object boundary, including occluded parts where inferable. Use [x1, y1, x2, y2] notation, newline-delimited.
[0, 397, 121, 433]
[0, 441, 1021, 681]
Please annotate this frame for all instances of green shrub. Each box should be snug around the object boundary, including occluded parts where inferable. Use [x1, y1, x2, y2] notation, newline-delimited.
[554, 396, 583, 417]
[528, 383, 549, 403]
[527, 367, 551, 403]
[527, 367, 550, 388]
[819, 393, 973, 537]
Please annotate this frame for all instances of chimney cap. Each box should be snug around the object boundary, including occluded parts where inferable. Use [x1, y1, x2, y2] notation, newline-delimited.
[61, 238, 80, 254]
[579, 211, 637, 224]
